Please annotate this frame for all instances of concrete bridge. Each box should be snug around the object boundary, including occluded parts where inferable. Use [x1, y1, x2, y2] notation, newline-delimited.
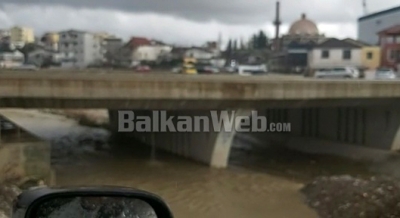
[2, 71, 400, 168]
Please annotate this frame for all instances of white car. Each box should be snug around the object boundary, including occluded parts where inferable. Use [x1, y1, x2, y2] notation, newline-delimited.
[375, 68, 397, 80]
[171, 66, 181, 73]
[314, 67, 360, 79]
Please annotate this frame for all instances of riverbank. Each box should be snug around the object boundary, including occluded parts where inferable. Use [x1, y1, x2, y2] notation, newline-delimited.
[39, 109, 109, 128]
[2, 109, 400, 217]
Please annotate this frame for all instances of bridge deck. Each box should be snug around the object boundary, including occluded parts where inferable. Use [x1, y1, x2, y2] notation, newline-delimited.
[0, 71, 399, 109]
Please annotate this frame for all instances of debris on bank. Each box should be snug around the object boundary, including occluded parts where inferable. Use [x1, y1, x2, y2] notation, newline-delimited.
[50, 130, 111, 165]
[0, 179, 45, 218]
[301, 175, 400, 218]
[40, 109, 109, 128]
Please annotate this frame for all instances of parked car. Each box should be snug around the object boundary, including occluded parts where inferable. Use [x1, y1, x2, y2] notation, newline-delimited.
[375, 68, 398, 80]
[314, 67, 360, 79]
[197, 65, 219, 74]
[135, 65, 151, 72]
[237, 64, 268, 75]
[171, 66, 181, 74]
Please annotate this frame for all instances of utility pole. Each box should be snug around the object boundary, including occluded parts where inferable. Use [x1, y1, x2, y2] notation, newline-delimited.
[273, 0, 282, 51]
[362, 0, 368, 15]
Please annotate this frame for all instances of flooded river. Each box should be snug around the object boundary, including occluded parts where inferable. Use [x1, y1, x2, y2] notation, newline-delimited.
[2, 109, 398, 218]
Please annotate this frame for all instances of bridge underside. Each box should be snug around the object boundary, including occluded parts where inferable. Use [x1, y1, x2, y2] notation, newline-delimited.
[109, 106, 400, 168]
[2, 98, 400, 109]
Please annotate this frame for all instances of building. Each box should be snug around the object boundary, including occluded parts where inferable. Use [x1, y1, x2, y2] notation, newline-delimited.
[358, 5, 400, 45]
[377, 25, 400, 69]
[127, 37, 152, 48]
[26, 46, 62, 67]
[285, 40, 317, 72]
[132, 41, 172, 63]
[279, 14, 325, 49]
[40, 32, 59, 51]
[102, 37, 123, 65]
[184, 47, 215, 60]
[0, 43, 24, 68]
[0, 29, 10, 41]
[9, 26, 35, 45]
[270, 13, 326, 73]
[58, 30, 102, 68]
[344, 38, 381, 70]
[308, 38, 362, 69]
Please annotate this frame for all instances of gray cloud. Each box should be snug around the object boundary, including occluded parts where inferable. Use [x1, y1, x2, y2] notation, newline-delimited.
[1, 0, 398, 25]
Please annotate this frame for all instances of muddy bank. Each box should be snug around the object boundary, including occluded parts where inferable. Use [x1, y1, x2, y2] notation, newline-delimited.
[50, 128, 111, 166]
[302, 175, 400, 218]
[0, 178, 46, 218]
[40, 109, 109, 128]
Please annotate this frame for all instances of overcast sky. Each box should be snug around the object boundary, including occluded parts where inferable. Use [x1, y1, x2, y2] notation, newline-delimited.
[0, 0, 399, 46]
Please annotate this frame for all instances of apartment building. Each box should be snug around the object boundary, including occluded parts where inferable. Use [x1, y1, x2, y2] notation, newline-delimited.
[9, 26, 35, 46]
[40, 32, 60, 51]
[58, 30, 102, 68]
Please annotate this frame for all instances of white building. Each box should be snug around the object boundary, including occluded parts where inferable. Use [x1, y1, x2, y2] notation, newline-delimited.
[358, 6, 400, 45]
[27, 47, 63, 67]
[0, 44, 24, 68]
[184, 47, 215, 59]
[58, 30, 102, 68]
[132, 42, 172, 62]
[308, 38, 362, 69]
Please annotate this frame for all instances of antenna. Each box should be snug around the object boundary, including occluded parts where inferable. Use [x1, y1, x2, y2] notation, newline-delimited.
[362, 0, 368, 15]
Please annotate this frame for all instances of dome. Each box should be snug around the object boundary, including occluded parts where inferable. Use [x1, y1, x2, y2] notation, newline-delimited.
[288, 13, 319, 36]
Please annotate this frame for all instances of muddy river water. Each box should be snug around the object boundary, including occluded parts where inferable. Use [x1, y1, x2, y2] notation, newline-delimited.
[3, 109, 397, 218]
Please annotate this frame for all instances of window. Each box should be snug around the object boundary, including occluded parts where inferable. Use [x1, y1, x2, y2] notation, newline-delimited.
[321, 50, 329, 58]
[386, 36, 394, 43]
[343, 50, 351, 59]
[396, 36, 400, 43]
[388, 49, 396, 61]
[366, 52, 373, 59]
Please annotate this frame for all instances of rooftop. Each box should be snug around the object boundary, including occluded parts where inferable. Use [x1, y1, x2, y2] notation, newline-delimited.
[343, 38, 372, 46]
[314, 38, 361, 49]
[377, 24, 400, 35]
[358, 5, 400, 21]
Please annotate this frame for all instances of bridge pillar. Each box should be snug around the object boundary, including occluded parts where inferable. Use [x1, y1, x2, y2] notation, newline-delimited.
[108, 109, 252, 168]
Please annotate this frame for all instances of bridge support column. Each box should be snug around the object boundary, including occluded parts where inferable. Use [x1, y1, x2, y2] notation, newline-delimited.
[108, 109, 252, 168]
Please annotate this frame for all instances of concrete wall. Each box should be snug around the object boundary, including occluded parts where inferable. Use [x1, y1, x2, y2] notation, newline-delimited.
[2, 72, 400, 109]
[109, 106, 400, 168]
[109, 109, 252, 168]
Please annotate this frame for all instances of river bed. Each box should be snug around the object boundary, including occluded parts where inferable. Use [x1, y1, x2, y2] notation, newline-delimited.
[3, 109, 400, 218]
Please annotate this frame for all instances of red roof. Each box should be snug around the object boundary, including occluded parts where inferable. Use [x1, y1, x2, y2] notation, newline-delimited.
[378, 24, 400, 35]
[127, 37, 151, 48]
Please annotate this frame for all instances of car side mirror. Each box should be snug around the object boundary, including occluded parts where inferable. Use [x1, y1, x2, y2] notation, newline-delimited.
[12, 186, 174, 218]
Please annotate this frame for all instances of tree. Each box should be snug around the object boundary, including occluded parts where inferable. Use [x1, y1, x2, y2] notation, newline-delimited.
[248, 30, 269, 50]
[257, 30, 268, 49]
[233, 40, 237, 51]
[225, 39, 233, 59]
[240, 38, 245, 50]
[225, 39, 232, 53]
[18, 43, 37, 63]
[251, 34, 258, 49]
